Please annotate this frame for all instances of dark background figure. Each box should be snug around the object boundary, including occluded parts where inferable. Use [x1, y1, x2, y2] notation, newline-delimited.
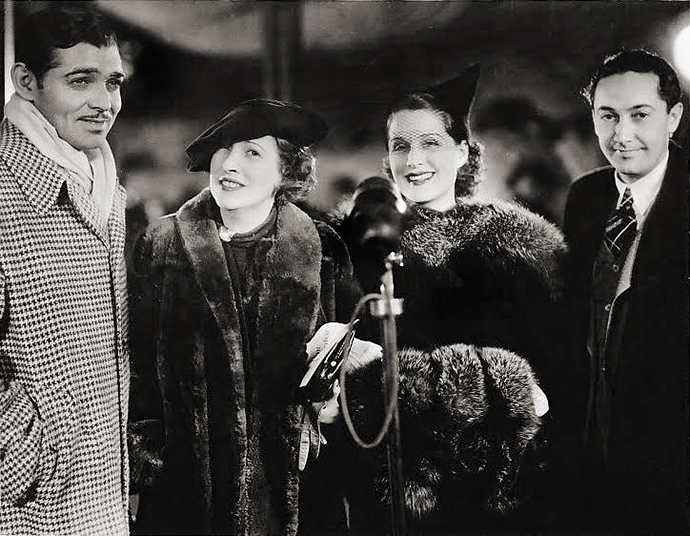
[473, 97, 574, 226]
[561, 49, 689, 535]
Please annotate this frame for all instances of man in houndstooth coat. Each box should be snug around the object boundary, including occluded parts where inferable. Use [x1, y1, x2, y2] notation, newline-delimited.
[0, 4, 130, 533]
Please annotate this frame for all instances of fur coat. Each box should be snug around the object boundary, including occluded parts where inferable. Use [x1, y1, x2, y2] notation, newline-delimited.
[335, 199, 567, 533]
[127, 189, 356, 535]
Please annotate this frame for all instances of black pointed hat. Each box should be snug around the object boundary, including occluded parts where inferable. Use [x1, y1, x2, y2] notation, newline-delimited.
[186, 98, 328, 172]
[427, 63, 480, 118]
[406, 63, 481, 139]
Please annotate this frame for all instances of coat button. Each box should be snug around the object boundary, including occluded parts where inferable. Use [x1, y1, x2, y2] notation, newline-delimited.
[604, 303, 612, 312]
[612, 264, 620, 273]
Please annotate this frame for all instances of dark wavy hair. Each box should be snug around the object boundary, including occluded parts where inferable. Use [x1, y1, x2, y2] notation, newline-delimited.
[276, 138, 318, 202]
[581, 49, 682, 112]
[383, 93, 484, 199]
[15, 2, 118, 85]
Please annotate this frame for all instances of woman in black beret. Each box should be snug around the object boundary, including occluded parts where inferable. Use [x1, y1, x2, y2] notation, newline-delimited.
[338, 65, 569, 534]
[126, 98, 378, 535]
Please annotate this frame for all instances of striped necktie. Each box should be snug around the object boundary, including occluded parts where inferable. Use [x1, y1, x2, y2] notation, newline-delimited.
[604, 187, 637, 258]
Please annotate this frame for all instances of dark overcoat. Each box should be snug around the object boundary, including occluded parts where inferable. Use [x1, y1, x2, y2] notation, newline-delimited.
[562, 142, 689, 533]
[127, 189, 356, 535]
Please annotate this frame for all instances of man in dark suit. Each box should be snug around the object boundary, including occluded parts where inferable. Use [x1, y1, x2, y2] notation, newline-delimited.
[562, 49, 688, 535]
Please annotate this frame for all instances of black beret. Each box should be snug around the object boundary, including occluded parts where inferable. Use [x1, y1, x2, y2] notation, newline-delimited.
[186, 98, 328, 172]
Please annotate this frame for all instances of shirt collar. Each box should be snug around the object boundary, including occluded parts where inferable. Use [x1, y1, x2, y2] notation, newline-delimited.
[614, 150, 668, 221]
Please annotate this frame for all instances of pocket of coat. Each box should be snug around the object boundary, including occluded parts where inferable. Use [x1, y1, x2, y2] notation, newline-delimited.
[34, 384, 79, 495]
[38, 385, 75, 448]
[0, 384, 55, 505]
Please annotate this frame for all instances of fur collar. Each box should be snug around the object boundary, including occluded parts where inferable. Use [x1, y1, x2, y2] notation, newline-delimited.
[175, 188, 322, 322]
[401, 200, 566, 297]
[174, 188, 323, 402]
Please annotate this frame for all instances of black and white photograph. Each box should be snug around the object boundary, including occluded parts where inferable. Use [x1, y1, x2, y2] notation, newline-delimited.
[1, 1, 688, 535]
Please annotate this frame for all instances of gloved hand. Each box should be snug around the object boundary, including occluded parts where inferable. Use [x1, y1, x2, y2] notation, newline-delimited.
[532, 383, 549, 417]
[311, 380, 341, 424]
[306, 322, 382, 423]
[307, 321, 382, 377]
[307, 322, 383, 424]
[298, 323, 383, 471]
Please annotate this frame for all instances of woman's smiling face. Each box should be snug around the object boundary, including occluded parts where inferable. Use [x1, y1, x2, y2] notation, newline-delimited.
[387, 108, 467, 211]
[209, 135, 282, 215]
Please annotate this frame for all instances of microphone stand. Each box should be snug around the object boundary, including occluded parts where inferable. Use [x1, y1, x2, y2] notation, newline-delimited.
[369, 251, 405, 536]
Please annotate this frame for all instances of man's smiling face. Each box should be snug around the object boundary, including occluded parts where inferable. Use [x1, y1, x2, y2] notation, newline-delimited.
[32, 42, 124, 151]
[592, 71, 683, 183]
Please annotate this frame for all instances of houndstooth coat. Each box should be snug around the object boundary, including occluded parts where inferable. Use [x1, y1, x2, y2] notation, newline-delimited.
[0, 120, 130, 534]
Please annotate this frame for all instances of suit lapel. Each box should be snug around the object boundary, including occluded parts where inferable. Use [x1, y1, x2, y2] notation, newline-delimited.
[582, 170, 618, 269]
[632, 144, 689, 283]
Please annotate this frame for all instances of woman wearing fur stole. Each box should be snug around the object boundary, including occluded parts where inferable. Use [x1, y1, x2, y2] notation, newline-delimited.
[336, 65, 568, 534]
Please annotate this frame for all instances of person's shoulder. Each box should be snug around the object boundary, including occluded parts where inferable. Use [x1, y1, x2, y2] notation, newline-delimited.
[145, 213, 176, 235]
[135, 213, 177, 248]
[278, 200, 347, 258]
[458, 200, 567, 289]
[128, 213, 178, 276]
[668, 141, 689, 178]
[0, 120, 35, 162]
[174, 187, 215, 222]
[312, 216, 348, 253]
[0, 121, 26, 171]
[465, 198, 565, 250]
[565, 166, 616, 218]
[299, 209, 353, 271]
[571, 164, 614, 193]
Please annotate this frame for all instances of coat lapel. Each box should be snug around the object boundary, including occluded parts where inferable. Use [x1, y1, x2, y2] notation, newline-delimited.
[252, 201, 322, 405]
[175, 191, 323, 402]
[173, 191, 323, 534]
[247, 201, 322, 536]
[66, 179, 111, 245]
[174, 190, 246, 376]
[1, 120, 111, 245]
[632, 144, 689, 284]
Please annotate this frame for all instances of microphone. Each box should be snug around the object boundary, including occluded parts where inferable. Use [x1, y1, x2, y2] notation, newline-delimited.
[345, 176, 404, 262]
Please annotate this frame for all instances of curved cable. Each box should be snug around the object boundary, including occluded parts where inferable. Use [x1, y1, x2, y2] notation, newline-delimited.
[338, 292, 400, 449]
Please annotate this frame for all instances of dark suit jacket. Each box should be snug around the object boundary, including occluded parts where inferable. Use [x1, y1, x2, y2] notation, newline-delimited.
[562, 142, 689, 533]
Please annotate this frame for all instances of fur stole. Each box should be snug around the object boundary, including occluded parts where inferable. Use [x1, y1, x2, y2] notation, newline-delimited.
[343, 342, 543, 526]
[401, 200, 566, 300]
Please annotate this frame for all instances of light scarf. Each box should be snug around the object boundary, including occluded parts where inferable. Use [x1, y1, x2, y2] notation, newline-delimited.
[4, 92, 117, 218]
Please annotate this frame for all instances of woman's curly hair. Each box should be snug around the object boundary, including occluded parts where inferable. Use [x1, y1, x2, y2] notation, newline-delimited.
[383, 93, 485, 200]
[275, 137, 318, 202]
